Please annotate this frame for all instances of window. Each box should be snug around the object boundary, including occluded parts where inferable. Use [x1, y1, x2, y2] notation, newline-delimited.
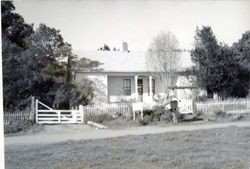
[123, 79, 131, 95]
[148, 79, 155, 95]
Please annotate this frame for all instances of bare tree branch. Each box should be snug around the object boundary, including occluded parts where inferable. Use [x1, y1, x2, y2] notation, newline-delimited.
[146, 31, 181, 94]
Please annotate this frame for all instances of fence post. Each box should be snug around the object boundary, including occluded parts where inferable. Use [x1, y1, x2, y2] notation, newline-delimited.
[58, 110, 61, 123]
[247, 98, 249, 110]
[192, 89, 197, 115]
[222, 102, 225, 112]
[132, 103, 136, 121]
[35, 99, 38, 123]
[30, 96, 35, 122]
[79, 105, 85, 124]
[141, 103, 143, 120]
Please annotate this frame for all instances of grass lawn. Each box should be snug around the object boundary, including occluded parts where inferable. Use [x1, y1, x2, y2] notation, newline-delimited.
[5, 126, 250, 169]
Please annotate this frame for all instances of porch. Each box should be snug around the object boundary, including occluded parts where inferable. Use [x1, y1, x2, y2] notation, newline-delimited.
[107, 74, 162, 103]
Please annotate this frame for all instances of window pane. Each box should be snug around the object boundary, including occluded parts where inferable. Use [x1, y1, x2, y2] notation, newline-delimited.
[123, 79, 131, 95]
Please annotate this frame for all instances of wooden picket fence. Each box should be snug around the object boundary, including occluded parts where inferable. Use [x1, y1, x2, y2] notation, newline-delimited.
[36, 99, 132, 124]
[83, 103, 132, 120]
[196, 98, 250, 114]
[4, 110, 32, 125]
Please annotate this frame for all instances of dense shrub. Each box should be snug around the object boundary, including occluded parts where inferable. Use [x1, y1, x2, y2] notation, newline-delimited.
[85, 113, 113, 123]
[137, 105, 178, 125]
[139, 115, 151, 125]
[202, 110, 250, 122]
[4, 120, 34, 134]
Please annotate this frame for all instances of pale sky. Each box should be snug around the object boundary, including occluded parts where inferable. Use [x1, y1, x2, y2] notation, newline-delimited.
[14, 0, 250, 52]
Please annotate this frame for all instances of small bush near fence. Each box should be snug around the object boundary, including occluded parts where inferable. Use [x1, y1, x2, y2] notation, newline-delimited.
[85, 113, 114, 123]
[4, 120, 34, 134]
[138, 105, 174, 125]
[202, 110, 250, 122]
[4, 107, 35, 134]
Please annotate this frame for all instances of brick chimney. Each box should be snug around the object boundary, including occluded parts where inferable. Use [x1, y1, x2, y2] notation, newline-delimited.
[122, 42, 128, 52]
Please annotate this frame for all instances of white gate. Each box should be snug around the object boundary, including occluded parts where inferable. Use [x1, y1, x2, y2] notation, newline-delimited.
[35, 99, 84, 124]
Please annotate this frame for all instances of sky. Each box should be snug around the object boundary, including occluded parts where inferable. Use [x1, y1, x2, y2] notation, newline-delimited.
[14, 0, 250, 52]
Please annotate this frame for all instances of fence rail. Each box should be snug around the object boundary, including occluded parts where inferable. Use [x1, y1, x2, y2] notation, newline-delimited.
[196, 99, 250, 114]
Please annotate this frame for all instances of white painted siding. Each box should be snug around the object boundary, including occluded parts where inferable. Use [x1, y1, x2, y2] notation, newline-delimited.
[75, 72, 193, 104]
[108, 76, 135, 96]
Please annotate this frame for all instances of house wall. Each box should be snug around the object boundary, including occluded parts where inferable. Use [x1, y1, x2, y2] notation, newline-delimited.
[107, 76, 166, 103]
[108, 76, 135, 96]
[108, 76, 135, 102]
[175, 75, 193, 100]
[75, 72, 194, 104]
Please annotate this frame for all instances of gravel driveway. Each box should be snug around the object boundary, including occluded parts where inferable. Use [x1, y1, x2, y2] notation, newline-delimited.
[5, 121, 250, 146]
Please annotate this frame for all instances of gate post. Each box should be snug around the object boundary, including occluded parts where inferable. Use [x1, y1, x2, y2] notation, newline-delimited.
[58, 110, 61, 123]
[79, 105, 85, 124]
[30, 96, 35, 122]
[192, 89, 197, 115]
[35, 99, 38, 123]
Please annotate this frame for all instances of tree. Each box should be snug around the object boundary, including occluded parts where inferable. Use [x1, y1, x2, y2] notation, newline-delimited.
[98, 44, 110, 51]
[1, 1, 33, 48]
[2, 1, 103, 110]
[232, 31, 250, 69]
[214, 45, 249, 98]
[103, 44, 110, 51]
[191, 26, 250, 98]
[53, 41, 103, 108]
[146, 31, 181, 94]
[230, 31, 250, 97]
[53, 80, 94, 109]
[2, 2, 66, 110]
[191, 26, 221, 97]
[2, 1, 34, 110]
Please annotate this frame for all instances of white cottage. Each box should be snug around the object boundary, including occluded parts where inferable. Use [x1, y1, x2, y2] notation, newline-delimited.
[73, 44, 194, 104]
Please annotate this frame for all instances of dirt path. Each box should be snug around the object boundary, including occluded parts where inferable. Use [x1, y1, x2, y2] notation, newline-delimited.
[5, 121, 250, 146]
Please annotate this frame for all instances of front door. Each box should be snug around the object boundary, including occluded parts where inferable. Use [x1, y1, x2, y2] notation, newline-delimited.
[137, 79, 143, 102]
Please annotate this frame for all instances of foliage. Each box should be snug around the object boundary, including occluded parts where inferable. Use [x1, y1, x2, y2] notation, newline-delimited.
[1, 1, 33, 48]
[191, 26, 220, 97]
[98, 44, 110, 51]
[233, 31, 250, 69]
[146, 31, 181, 94]
[191, 26, 250, 98]
[103, 44, 110, 51]
[4, 120, 34, 134]
[2, 23, 65, 110]
[2, 1, 102, 112]
[2, 1, 66, 110]
[53, 45, 102, 108]
[53, 80, 95, 109]
[138, 115, 151, 125]
[72, 57, 103, 72]
[85, 113, 113, 123]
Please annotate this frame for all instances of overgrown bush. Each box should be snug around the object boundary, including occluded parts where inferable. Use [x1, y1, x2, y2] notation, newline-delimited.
[203, 110, 250, 122]
[85, 113, 113, 123]
[137, 105, 177, 125]
[4, 120, 34, 134]
[215, 110, 227, 118]
[53, 81, 94, 109]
